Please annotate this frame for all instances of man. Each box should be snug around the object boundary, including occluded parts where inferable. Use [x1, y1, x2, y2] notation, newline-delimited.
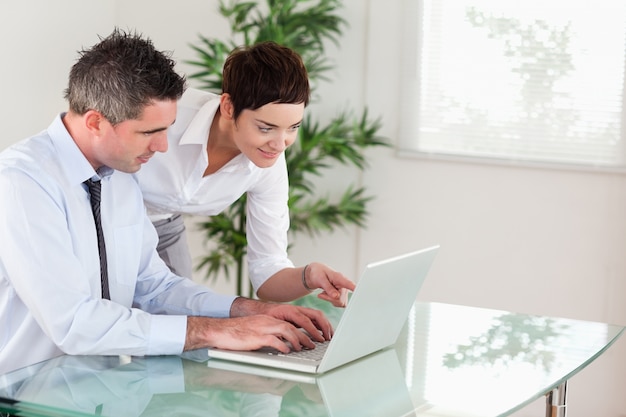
[0, 29, 332, 375]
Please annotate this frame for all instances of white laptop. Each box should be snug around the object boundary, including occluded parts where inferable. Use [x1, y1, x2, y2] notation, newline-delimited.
[207, 245, 440, 374]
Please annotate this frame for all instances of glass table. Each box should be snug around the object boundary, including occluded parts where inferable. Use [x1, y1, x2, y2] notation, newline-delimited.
[0, 301, 622, 417]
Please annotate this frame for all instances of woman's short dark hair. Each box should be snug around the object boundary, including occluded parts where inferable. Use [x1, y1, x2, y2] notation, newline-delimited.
[222, 41, 310, 120]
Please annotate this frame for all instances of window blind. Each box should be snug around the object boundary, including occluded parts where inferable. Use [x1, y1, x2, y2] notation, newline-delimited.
[399, 0, 626, 168]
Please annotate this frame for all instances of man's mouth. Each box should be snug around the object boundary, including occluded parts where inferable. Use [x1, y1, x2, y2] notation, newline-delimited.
[138, 153, 154, 163]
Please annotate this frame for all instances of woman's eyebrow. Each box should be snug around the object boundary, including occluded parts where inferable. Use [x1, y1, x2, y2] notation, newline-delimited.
[255, 118, 303, 127]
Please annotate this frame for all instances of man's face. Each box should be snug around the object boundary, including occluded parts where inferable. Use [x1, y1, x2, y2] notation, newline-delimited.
[94, 100, 177, 173]
[232, 102, 305, 168]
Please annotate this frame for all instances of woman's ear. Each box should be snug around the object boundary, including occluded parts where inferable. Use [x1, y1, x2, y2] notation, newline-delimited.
[219, 94, 235, 120]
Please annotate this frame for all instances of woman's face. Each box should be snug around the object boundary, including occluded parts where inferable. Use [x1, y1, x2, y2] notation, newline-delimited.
[231, 101, 305, 168]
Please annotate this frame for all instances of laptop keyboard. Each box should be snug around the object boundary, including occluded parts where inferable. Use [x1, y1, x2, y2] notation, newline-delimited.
[268, 340, 329, 362]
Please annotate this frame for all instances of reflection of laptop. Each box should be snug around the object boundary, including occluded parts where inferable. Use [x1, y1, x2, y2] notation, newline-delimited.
[208, 348, 427, 416]
[207, 245, 440, 374]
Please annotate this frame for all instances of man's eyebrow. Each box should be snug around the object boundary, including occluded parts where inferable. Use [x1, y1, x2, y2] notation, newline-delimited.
[141, 119, 176, 134]
[141, 127, 167, 134]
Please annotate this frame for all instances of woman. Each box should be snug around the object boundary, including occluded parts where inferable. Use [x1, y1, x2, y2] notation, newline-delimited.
[137, 42, 354, 307]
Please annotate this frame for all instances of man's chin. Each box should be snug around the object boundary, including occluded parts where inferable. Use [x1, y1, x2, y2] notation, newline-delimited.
[114, 163, 142, 174]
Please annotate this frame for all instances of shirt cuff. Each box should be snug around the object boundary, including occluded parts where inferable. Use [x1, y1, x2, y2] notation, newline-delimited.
[147, 314, 187, 355]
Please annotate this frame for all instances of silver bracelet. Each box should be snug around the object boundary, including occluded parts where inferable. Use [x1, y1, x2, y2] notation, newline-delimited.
[302, 264, 314, 291]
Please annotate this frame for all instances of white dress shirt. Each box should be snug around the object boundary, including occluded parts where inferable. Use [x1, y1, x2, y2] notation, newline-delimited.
[0, 114, 236, 374]
[136, 88, 294, 291]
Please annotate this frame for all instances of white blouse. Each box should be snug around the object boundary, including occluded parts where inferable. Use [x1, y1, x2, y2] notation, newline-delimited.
[136, 88, 294, 291]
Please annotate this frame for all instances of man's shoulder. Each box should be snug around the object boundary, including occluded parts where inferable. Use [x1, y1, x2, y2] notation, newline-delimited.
[0, 115, 71, 175]
[0, 133, 55, 173]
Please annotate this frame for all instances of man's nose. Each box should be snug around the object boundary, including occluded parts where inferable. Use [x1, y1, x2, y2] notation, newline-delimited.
[150, 132, 168, 153]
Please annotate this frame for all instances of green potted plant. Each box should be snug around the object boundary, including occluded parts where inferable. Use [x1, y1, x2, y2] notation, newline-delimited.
[187, 0, 387, 297]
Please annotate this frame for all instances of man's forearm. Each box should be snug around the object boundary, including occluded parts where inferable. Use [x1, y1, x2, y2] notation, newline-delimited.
[184, 298, 270, 351]
[229, 296, 271, 318]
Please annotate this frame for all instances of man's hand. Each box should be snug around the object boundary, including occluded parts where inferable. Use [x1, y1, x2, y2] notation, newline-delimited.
[249, 301, 333, 341]
[183, 298, 334, 353]
[231, 298, 333, 341]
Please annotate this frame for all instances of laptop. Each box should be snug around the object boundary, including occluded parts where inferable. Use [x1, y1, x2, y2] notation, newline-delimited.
[207, 245, 440, 374]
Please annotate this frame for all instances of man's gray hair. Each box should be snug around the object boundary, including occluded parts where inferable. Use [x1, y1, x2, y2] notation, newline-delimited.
[64, 28, 186, 125]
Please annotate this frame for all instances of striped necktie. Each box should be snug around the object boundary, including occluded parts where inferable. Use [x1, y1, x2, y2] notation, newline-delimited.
[84, 179, 110, 300]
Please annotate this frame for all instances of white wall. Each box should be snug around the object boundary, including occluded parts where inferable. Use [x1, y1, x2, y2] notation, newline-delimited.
[0, 1, 116, 143]
[1, 1, 625, 416]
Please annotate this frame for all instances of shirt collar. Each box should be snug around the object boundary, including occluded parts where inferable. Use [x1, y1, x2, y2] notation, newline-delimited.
[178, 96, 255, 174]
[219, 153, 255, 174]
[179, 98, 220, 146]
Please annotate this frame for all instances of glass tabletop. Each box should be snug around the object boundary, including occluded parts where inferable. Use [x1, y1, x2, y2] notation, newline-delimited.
[0, 301, 622, 417]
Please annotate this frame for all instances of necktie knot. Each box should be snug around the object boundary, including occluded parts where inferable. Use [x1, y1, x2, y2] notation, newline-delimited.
[84, 179, 101, 202]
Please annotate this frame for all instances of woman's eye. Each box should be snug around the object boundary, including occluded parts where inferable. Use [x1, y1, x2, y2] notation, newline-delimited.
[259, 126, 271, 133]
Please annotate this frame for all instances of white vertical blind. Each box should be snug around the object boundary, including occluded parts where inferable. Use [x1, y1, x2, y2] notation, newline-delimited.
[400, 0, 626, 168]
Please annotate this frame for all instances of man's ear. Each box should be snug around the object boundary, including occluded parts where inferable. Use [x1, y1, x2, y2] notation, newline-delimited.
[84, 110, 105, 135]
[219, 94, 235, 120]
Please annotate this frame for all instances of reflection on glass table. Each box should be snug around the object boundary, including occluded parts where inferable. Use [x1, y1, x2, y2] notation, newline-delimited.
[0, 301, 622, 417]
[405, 303, 623, 416]
[0, 348, 413, 417]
